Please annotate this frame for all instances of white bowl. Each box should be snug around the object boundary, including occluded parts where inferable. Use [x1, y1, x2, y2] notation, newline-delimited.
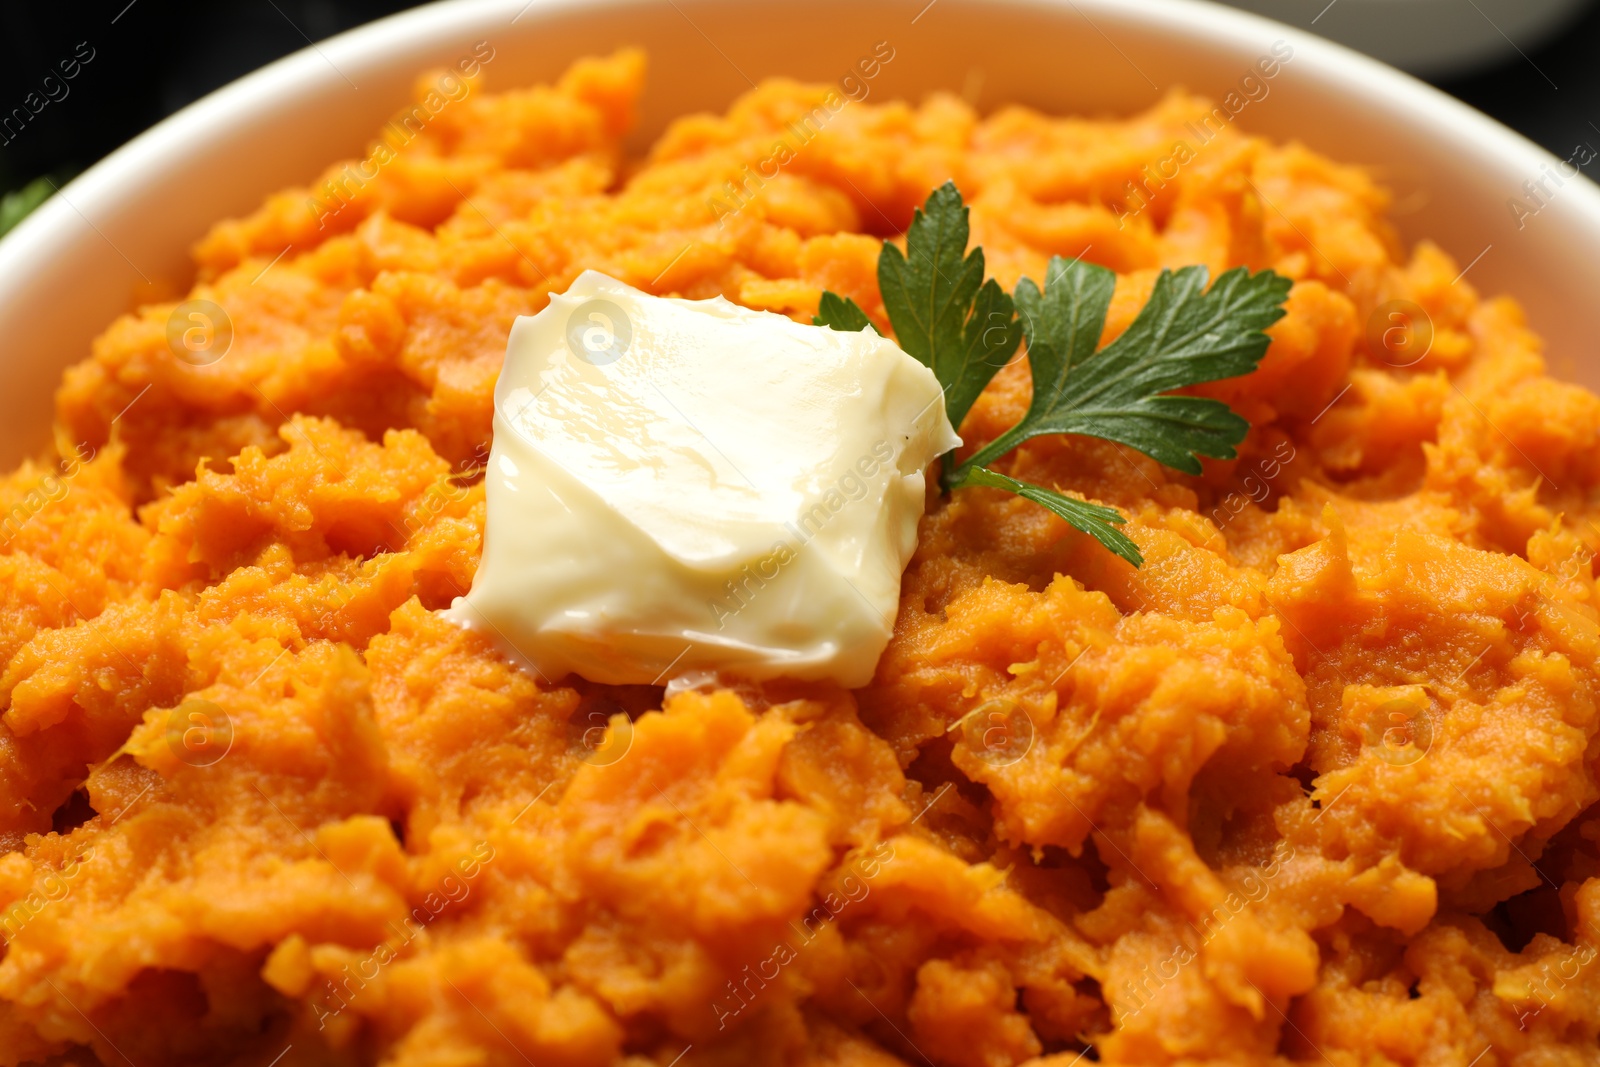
[1, 0, 1597, 468]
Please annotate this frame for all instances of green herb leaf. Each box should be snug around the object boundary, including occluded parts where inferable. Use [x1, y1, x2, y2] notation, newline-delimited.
[1013, 254, 1115, 375]
[0, 176, 58, 239]
[955, 278, 1023, 429]
[814, 182, 1291, 569]
[961, 464, 1142, 566]
[959, 258, 1292, 478]
[813, 291, 878, 334]
[878, 181, 1021, 429]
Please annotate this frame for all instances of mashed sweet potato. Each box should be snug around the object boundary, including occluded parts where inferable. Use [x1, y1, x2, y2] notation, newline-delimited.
[2, 48, 1598, 1067]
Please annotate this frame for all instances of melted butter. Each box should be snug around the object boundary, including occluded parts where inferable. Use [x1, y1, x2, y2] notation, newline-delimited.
[444, 270, 958, 687]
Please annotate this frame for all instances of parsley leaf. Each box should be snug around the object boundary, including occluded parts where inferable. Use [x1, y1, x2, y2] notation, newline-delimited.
[814, 183, 1290, 569]
[956, 258, 1292, 478]
[1013, 254, 1115, 375]
[814, 291, 878, 334]
[877, 181, 1022, 429]
[959, 465, 1139, 563]
[0, 176, 58, 239]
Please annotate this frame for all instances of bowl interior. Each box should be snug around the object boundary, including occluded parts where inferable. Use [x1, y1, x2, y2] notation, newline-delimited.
[1, 0, 1597, 467]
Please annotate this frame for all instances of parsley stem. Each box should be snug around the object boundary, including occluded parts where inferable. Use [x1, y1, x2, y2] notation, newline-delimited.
[815, 181, 1289, 568]
[951, 424, 1030, 482]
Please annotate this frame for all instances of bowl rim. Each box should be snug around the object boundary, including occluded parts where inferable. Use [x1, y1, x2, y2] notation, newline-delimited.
[3, 0, 1596, 265]
[2, 0, 1599, 461]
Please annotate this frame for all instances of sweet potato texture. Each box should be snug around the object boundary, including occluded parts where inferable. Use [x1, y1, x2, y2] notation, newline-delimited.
[5, 48, 1600, 1067]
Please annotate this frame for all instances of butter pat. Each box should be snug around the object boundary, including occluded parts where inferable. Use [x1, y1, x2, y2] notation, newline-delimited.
[445, 271, 959, 687]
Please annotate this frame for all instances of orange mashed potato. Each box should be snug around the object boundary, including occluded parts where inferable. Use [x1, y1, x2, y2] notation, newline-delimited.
[2, 48, 1598, 1067]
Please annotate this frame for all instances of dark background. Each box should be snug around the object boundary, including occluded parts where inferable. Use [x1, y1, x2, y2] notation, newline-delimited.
[2, 0, 1599, 202]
